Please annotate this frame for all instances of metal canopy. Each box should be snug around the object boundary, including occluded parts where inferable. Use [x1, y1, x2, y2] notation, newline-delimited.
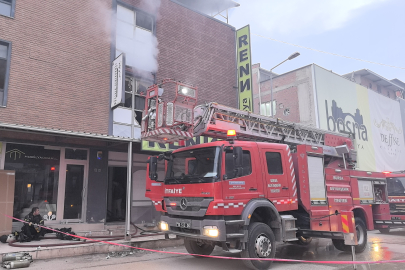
[343, 69, 404, 92]
[172, 0, 240, 23]
[0, 122, 140, 142]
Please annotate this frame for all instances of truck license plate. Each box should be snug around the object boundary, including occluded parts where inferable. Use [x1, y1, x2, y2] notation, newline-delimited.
[176, 220, 191, 228]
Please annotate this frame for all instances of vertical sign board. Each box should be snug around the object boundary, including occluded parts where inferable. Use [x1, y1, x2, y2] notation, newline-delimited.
[111, 53, 125, 108]
[236, 25, 253, 112]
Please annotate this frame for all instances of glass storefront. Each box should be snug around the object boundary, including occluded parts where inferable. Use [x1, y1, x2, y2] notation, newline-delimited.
[4, 143, 60, 221]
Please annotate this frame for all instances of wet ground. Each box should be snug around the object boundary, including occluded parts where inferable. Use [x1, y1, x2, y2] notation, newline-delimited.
[20, 228, 405, 269]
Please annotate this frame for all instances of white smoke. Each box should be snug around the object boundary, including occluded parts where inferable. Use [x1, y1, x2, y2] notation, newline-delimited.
[116, 0, 161, 80]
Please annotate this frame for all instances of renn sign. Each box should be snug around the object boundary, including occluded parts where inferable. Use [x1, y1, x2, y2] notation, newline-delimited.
[236, 25, 253, 112]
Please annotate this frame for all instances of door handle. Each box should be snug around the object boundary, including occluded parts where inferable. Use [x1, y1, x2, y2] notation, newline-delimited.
[249, 188, 257, 191]
[282, 186, 289, 190]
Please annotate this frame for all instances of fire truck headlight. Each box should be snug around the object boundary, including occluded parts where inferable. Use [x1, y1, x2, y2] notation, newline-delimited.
[203, 226, 219, 237]
[160, 221, 169, 231]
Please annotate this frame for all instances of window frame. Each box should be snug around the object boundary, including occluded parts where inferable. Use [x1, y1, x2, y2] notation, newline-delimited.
[260, 100, 276, 117]
[0, 0, 16, 18]
[224, 149, 252, 180]
[0, 39, 11, 107]
[265, 152, 284, 175]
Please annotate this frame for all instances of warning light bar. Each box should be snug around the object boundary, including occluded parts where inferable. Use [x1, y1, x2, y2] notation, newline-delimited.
[227, 130, 236, 137]
[382, 171, 391, 174]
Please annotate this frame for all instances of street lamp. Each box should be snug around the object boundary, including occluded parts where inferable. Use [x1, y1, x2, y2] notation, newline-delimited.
[267, 52, 300, 118]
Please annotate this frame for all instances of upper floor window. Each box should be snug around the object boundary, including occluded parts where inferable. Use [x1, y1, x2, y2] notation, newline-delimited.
[0, 40, 11, 106]
[0, 0, 15, 17]
[260, 101, 276, 117]
[116, 4, 155, 72]
[124, 76, 150, 124]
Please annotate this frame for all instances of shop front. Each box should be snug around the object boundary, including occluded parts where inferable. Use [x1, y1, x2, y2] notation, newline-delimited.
[2, 143, 90, 226]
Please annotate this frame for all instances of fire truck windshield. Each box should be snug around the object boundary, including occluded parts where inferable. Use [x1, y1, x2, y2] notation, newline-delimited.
[165, 147, 220, 185]
[387, 177, 405, 196]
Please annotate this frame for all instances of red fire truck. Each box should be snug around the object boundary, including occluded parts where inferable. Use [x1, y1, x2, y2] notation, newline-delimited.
[142, 80, 390, 270]
[374, 172, 405, 233]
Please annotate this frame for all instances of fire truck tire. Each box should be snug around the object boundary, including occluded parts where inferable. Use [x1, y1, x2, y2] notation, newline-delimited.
[241, 222, 276, 270]
[184, 238, 215, 257]
[378, 228, 390, 234]
[332, 217, 367, 253]
[294, 235, 312, 246]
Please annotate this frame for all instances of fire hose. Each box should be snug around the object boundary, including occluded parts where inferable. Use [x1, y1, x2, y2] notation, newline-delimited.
[3, 214, 405, 267]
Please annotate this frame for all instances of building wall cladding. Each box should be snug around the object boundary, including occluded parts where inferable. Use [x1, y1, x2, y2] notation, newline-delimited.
[359, 76, 397, 99]
[256, 65, 316, 126]
[0, 0, 237, 136]
[121, 0, 237, 108]
[0, 0, 113, 134]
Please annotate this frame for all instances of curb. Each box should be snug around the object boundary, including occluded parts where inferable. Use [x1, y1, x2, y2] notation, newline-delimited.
[2, 237, 184, 261]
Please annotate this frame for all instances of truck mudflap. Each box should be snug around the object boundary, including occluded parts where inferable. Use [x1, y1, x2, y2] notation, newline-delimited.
[161, 215, 242, 242]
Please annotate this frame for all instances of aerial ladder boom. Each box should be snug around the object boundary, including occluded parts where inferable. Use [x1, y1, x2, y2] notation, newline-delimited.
[141, 80, 356, 162]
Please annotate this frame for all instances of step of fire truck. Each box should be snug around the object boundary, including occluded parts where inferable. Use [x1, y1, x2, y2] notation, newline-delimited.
[281, 215, 298, 242]
[223, 215, 298, 246]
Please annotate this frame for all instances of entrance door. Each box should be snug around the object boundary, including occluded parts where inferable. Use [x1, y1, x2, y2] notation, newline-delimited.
[63, 164, 86, 220]
[57, 149, 88, 222]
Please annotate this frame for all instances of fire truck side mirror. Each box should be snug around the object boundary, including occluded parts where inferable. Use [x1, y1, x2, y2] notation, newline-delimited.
[149, 156, 158, 181]
[233, 147, 243, 177]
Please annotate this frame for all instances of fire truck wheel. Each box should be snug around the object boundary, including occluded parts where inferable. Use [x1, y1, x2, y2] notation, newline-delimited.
[378, 228, 390, 234]
[332, 217, 367, 253]
[294, 235, 312, 246]
[241, 222, 276, 270]
[184, 238, 215, 257]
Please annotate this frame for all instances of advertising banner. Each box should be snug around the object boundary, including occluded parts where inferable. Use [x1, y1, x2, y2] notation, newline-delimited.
[369, 90, 405, 171]
[236, 25, 253, 112]
[313, 65, 405, 172]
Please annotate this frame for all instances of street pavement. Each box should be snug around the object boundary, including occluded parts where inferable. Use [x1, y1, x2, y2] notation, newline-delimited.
[25, 228, 405, 270]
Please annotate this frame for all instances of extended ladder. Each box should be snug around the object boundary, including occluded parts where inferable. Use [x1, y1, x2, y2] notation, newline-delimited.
[193, 102, 354, 149]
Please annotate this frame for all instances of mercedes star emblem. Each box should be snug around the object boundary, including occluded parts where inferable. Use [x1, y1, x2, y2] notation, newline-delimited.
[180, 198, 187, 210]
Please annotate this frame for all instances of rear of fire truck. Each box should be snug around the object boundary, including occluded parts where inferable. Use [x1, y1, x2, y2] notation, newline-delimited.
[142, 80, 392, 270]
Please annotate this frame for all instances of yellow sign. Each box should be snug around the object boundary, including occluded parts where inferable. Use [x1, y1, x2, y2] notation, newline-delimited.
[236, 25, 253, 112]
[141, 136, 218, 152]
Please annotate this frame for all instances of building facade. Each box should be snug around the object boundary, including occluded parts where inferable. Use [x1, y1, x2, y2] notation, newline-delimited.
[0, 0, 237, 232]
[252, 63, 405, 172]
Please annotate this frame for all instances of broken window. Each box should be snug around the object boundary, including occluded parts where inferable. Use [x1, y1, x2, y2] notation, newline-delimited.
[124, 76, 151, 124]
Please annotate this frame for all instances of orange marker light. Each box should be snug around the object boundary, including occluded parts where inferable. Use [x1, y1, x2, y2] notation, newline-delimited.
[382, 171, 391, 174]
[227, 130, 236, 137]
[170, 202, 177, 206]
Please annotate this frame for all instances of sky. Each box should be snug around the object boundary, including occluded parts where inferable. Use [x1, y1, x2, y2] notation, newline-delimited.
[226, 0, 405, 82]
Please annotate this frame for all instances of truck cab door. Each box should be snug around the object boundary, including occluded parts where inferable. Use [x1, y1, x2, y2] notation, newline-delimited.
[260, 147, 292, 210]
[145, 157, 166, 212]
[223, 145, 260, 201]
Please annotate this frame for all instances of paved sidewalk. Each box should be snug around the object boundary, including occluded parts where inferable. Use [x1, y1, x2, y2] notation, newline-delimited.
[0, 233, 183, 260]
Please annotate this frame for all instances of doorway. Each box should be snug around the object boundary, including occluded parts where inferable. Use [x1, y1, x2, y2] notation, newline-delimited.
[107, 167, 127, 222]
